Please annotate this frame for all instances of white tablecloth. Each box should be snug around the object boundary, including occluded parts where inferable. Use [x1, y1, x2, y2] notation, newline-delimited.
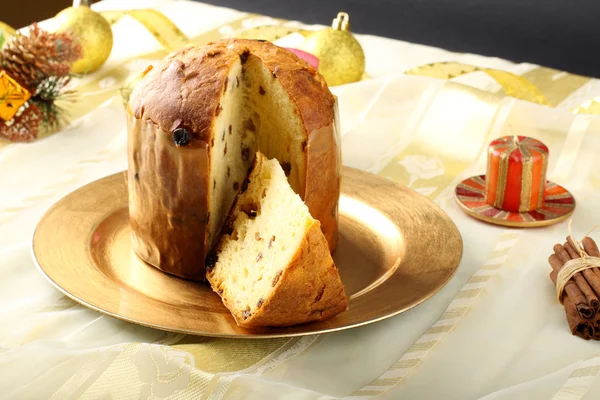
[2, 1, 600, 399]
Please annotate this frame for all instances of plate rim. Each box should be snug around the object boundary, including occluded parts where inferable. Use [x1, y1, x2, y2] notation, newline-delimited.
[32, 167, 463, 338]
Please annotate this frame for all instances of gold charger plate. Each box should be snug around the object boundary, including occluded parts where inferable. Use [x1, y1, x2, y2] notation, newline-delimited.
[32, 167, 463, 338]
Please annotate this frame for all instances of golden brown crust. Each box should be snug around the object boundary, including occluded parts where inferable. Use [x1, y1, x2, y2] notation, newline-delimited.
[304, 100, 341, 251]
[235, 221, 347, 327]
[130, 39, 335, 138]
[127, 115, 209, 280]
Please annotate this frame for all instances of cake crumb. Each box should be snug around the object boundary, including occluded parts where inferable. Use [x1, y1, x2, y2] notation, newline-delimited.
[259, 86, 266, 95]
[255, 232, 262, 241]
[256, 252, 263, 262]
[257, 298, 265, 308]
[268, 235, 276, 248]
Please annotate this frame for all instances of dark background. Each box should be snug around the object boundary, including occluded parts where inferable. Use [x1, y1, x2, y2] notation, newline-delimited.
[4, 0, 599, 78]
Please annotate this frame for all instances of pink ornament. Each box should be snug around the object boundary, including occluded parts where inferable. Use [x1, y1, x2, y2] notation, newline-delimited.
[285, 48, 319, 69]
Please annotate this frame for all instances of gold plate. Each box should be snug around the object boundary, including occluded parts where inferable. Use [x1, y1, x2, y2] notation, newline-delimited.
[32, 168, 463, 338]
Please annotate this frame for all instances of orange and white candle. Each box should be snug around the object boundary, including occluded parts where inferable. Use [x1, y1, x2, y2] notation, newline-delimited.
[485, 136, 549, 213]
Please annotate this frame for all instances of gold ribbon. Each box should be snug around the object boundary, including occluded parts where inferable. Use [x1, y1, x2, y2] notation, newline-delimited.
[0, 21, 15, 38]
[0, 9, 188, 53]
[235, 25, 311, 41]
[99, 9, 189, 52]
[572, 97, 600, 115]
[0, 21, 15, 48]
[406, 61, 552, 106]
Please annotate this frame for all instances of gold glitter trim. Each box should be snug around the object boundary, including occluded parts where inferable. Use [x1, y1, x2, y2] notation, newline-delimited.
[495, 146, 512, 208]
[538, 146, 548, 208]
[519, 144, 533, 212]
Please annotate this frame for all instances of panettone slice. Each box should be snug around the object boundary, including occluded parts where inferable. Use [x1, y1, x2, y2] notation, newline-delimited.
[206, 152, 347, 327]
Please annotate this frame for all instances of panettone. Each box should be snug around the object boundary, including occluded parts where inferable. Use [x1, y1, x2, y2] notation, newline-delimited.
[207, 152, 347, 327]
[127, 39, 341, 280]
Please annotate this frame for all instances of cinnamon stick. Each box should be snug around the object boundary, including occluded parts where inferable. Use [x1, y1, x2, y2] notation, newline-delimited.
[583, 237, 600, 258]
[549, 246, 594, 319]
[563, 240, 600, 310]
[581, 237, 600, 340]
[549, 265, 595, 339]
[565, 296, 595, 340]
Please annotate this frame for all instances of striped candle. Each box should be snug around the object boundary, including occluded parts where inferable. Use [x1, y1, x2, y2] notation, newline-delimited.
[485, 136, 549, 213]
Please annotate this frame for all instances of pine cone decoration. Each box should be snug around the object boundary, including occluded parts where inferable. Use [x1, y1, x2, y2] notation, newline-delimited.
[1, 24, 81, 91]
[0, 101, 42, 142]
[2, 43, 39, 91]
[0, 24, 81, 142]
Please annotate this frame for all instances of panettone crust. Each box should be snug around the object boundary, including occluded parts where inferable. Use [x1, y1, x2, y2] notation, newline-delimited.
[129, 39, 335, 140]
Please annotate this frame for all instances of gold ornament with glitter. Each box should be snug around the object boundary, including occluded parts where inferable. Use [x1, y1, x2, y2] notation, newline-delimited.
[49, 1, 113, 74]
[300, 12, 365, 86]
[0, 70, 31, 121]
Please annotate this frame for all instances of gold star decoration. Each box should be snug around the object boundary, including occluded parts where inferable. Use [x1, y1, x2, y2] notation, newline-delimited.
[0, 70, 31, 121]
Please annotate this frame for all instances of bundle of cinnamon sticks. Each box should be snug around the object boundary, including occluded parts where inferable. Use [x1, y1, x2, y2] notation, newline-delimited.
[549, 236, 600, 340]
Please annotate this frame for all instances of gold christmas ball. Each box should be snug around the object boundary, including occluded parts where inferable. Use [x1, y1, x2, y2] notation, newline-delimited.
[50, 6, 113, 74]
[300, 12, 365, 86]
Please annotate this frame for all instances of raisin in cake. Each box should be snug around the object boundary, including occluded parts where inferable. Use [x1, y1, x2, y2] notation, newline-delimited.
[127, 39, 341, 280]
[207, 152, 347, 327]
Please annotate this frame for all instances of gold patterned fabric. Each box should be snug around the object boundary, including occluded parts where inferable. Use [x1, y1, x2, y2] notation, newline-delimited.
[3, 2, 600, 399]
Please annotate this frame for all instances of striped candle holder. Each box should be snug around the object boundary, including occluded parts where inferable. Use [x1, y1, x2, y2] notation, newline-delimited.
[485, 136, 549, 213]
[455, 135, 575, 227]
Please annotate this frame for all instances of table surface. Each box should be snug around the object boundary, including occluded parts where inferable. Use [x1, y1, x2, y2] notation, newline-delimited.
[2, 1, 600, 399]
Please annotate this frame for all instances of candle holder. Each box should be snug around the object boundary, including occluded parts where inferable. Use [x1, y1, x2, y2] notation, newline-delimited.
[455, 135, 575, 227]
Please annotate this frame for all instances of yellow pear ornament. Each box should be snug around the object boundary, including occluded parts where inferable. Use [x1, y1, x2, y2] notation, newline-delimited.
[50, 0, 113, 74]
[300, 12, 365, 86]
